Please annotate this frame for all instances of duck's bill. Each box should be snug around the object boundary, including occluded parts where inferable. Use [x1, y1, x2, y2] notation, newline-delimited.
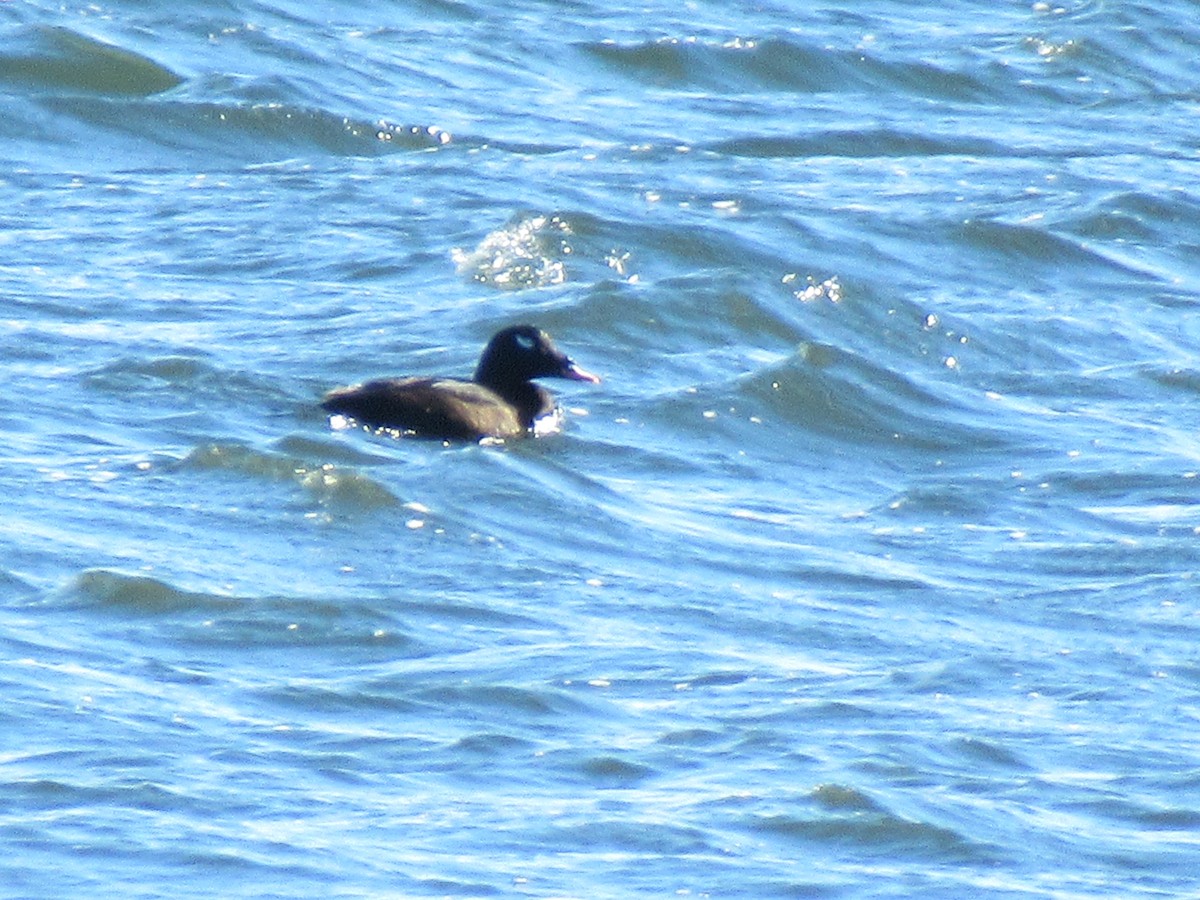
[562, 359, 601, 383]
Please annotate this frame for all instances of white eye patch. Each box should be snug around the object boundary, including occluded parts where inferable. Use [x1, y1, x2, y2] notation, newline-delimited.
[514, 333, 537, 351]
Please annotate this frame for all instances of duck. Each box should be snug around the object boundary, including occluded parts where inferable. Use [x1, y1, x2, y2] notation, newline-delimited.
[321, 324, 600, 440]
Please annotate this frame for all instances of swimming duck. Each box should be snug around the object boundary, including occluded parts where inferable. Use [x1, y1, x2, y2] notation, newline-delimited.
[321, 324, 599, 440]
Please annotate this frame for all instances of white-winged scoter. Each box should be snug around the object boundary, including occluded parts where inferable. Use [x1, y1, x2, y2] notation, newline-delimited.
[321, 324, 600, 440]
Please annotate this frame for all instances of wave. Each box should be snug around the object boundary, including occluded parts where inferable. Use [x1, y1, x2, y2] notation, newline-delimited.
[751, 806, 991, 864]
[48, 568, 421, 659]
[736, 344, 1010, 454]
[1057, 191, 1200, 284]
[705, 129, 1005, 160]
[452, 211, 576, 290]
[178, 440, 401, 509]
[957, 218, 1151, 280]
[0, 24, 182, 97]
[83, 354, 304, 439]
[64, 567, 237, 614]
[0, 24, 453, 162]
[41, 93, 452, 160]
[579, 35, 1003, 103]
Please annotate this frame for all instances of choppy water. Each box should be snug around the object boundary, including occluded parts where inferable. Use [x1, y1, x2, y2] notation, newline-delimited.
[4, 1, 1200, 896]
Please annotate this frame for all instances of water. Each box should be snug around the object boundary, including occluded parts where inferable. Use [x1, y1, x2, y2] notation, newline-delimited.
[3, 0, 1200, 896]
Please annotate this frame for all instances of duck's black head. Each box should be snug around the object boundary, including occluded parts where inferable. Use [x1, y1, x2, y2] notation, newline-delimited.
[474, 325, 600, 390]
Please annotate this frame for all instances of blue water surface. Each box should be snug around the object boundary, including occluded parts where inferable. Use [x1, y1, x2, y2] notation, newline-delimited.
[3, 1, 1200, 897]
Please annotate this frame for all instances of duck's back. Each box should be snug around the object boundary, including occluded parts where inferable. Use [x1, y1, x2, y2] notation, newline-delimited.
[322, 377, 526, 440]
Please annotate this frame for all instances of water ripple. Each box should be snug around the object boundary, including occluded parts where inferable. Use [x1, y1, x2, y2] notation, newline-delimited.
[0, 25, 182, 97]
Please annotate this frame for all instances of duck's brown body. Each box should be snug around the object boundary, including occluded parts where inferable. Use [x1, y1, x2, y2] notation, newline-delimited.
[322, 377, 550, 440]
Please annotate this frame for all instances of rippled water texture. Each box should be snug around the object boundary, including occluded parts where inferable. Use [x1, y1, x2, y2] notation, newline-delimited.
[3, 1, 1200, 897]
